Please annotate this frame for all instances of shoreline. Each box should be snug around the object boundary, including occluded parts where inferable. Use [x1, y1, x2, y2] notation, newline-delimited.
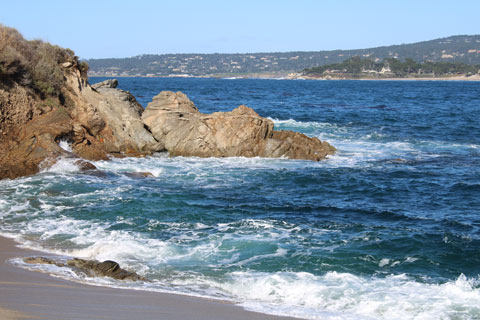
[87, 74, 480, 81]
[0, 235, 300, 320]
[298, 75, 480, 81]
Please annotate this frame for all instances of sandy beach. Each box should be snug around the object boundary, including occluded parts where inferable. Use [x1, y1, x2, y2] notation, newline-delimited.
[0, 236, 300, 320]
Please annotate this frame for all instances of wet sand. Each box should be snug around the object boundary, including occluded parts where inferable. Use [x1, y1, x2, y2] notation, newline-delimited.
[0, 236, 300, 320]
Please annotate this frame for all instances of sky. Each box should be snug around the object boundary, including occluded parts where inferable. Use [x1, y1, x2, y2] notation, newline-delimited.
[1, 0, 479, 59]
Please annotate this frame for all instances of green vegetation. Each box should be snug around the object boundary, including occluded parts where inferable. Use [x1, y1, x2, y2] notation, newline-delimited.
[87, 35, 480, 77]
[0, 24, 85, 98]
[385, 58, 479, 76]
[302, 56, 480, 78]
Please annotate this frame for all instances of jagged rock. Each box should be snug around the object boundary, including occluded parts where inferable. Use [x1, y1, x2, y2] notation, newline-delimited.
[0, 37, 335, 180]
[66, 258, 147, 281]
[23, 256, 147, 282]
[142, 91, 335, 160]
[261, 130, 336, 161]
[91, 79, 118, 90]
[61, 69, 110, 161]
[0, 108, 73, 179]
[74, 159, 97, 171]
[0, 66, 158, 178]
[93, 86, 162, 155]
[142, 92, 274, 157]
[55, 73, 161, 160]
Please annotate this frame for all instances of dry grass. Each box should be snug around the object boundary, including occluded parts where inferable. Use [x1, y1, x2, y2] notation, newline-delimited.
[0, 24, 87, 98]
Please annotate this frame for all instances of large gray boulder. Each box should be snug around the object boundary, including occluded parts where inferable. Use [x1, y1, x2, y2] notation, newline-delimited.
[142, 91, 335, 160]
[142, 91, 274, 157]
[94, 86, 162, 155]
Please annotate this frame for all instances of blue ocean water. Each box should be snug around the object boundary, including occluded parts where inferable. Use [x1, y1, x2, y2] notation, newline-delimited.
[1, 78, 480, 319]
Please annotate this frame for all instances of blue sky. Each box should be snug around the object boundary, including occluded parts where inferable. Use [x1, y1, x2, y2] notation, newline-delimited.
[1, 0, 479, 59]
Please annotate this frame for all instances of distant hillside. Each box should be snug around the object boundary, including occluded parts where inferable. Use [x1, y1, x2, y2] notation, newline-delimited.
[302, 56, 480, 79]
[87, 35, 480, 77]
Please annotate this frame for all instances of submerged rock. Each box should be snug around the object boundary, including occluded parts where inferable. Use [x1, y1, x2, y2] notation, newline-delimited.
[23, 256, 147, 282]
[142, 91, 335, 160]
[123, 171, 155, 178]
[66, 258, 147, 281]
[24, 256, 62, 266]
[74, 159, 97, 171]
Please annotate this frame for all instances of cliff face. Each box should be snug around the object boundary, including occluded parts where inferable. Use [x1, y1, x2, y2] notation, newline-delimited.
[61, 69, 162, 160]
[0, 54, 162, 179]
[0, 26, 335, 180]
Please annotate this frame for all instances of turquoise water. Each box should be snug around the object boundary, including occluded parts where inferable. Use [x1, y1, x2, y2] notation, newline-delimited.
[1, 78, 480, 319]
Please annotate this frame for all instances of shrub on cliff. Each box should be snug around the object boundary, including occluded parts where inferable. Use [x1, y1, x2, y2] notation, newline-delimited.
[29, 41, 68, 96]
[0, 25, 30, 84]
[0, 24, 86, 98]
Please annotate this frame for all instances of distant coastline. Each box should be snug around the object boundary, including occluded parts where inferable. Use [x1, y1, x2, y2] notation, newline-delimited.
[89, 73, 480, 81]
[86, 34, 480, 77]
[294, 74, 480, 81]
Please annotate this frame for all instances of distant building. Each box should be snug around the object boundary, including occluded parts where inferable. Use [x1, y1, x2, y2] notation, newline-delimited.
[379, 64, 392, 74]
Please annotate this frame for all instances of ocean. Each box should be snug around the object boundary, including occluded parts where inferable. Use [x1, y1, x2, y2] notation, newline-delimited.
[1, 78, 479, 319]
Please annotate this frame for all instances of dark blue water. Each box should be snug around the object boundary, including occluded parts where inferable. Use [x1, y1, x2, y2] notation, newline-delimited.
[1, 78, 479, 319]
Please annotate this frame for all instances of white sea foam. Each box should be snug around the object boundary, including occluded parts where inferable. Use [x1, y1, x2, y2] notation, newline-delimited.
[224, 271, 480, 320]
[93, 156, 164, 177]
[268, 118, 434, 168]
[405, 257, 418, 263]
[91, 154, 320, 188]
[41, 157, 80, 174]
[379, 258, 390, 267]
[58, 140, 73, 152]
[268, 117, 341, 132]
[270, 118, 480, 165]
[1, 116, 479, 319]
[4, 212, 480, 320]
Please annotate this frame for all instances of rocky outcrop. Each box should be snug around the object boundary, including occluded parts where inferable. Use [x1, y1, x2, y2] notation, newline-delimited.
[0, 25, 335, 179]
[24, 256, 147, 281]
[0, 68, 162, 179]
[0, 71, 334, 180]
[0, 106, 73, 179]
[93, 85, 162, 155]
[91, 79, 118, 90]
[0, 26, 334, 180]
[142, 91, 335, 160]
[62, 70, 161, 159]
